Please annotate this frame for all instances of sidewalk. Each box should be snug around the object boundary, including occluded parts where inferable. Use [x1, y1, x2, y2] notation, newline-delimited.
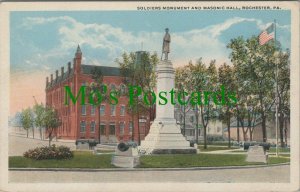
[9, 132, 75, 143]
[9, 134, 76, 156]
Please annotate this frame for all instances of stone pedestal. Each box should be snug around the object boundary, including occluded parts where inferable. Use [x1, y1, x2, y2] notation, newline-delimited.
[246, 145, 268, 163]
[139, 60, 196, 155]
[112, 146, 140, 168]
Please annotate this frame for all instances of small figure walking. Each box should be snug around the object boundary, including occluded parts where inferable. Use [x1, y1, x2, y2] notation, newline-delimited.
[161, 28, 171, 61]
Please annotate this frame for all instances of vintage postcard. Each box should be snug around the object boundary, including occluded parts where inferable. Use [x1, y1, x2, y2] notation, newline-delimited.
[0, 1, 299, 192]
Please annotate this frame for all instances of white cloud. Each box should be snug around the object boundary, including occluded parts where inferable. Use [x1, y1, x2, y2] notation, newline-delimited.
[21, 16, 290, 69]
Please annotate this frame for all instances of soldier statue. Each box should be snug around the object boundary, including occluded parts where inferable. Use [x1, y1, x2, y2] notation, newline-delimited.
[162, 28, 171, 61]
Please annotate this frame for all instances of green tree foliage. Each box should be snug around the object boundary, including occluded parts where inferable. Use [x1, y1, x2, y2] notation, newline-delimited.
[175, 66, 192, 136]
[44, 107, 61, 146]
[218, 63, 236, 148]
[274, 50, 290, 147]
[228, 36, 282, 142]
[33, 103, 46, 140]
[116, 51, 158, 144]
[21, 108, 34, 138]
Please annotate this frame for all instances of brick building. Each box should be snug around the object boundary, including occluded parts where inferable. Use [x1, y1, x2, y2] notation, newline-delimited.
[45, 46, 150, 143]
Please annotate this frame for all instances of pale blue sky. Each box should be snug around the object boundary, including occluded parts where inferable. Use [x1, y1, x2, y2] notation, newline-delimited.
[10, 10, 291, 73]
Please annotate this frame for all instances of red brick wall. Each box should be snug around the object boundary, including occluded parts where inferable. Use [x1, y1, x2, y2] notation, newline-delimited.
[45, 51, 151, 143]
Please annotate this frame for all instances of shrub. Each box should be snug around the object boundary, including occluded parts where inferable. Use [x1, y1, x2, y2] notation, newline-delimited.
[243, 142, 271, 151]
[23, 145, 73, 160]
[207, 135, 226, 143]
[75, 139, 98, 149]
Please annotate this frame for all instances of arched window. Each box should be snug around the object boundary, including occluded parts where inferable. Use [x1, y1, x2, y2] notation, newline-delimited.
[100, 84, 107, 94]
[120, 84, 126, 95]
[110, 84, 116, 91]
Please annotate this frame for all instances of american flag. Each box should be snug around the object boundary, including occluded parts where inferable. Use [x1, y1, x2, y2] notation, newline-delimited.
[259, 23, 275, 45]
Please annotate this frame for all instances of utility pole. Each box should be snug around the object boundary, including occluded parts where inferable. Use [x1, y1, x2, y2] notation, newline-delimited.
[274, 19, 279, 157]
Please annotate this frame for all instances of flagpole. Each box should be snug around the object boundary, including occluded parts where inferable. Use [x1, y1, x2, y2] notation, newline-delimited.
[274, 19, 279, 157]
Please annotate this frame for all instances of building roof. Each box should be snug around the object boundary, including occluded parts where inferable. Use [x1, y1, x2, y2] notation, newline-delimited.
[81, 65, 120, 76]
[46, 65, 120, 89]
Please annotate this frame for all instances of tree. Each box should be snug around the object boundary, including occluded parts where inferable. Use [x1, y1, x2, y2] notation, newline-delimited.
[228, 36, 277, 142]
[117, 51, 158, 144]
[20, 108, 34, 138]
[44, 107, 61, 146]
[187, 59, 218, 148]
[175, 66, 192, 136]
[33, 103, 46, 140]
[117, 52, 138, 142]
[274, 50, 290, 147]
[218, 63, 236, 148]
[187, 59, 206, 145]
[88, 66, 108, 144]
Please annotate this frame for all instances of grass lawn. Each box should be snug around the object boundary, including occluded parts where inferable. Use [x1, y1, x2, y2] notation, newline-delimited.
[9, 151, 289, 169]
[198, 145, 239, 152]
[198, 142, 233, 146]
[278, 154, 290, 157]
[139, 154, 289, 168]
[9, 151, 115, 169]
[268, 147, 290, 153]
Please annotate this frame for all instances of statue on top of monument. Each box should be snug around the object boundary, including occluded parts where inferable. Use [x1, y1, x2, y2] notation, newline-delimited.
[161, 28, 171, 61]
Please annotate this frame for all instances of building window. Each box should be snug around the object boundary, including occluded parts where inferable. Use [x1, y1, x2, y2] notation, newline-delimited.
[109, 123, 115, 135]
[81, 105, 86, 115]
[120, 105, 125, 116]
[100, 84, 107, 94]
[120, 122, 125, 135]
[110, 105, 116, 116]
[120, 84, 126, 95]
[100, 105, 105, 116]
[91, 105, 96, 115]
[190, 116, 194, 123]
[80, 121, 86, 133]
[129, 121, 133, 133]
[90, 121, 95, 133]
[110, 84, 116, 91]
[100, 123, 106, 135]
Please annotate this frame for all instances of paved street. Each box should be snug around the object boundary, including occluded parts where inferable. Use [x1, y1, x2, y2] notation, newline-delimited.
[9, 165, 289, 183]
[9, 132, 76, 156]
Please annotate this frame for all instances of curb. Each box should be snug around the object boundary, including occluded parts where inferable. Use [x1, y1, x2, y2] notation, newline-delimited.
[9, 163, 290, 172]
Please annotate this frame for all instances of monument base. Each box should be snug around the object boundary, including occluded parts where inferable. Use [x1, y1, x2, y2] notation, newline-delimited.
[111, 156, 140, 168]
[139, 120, 196, 155]
[246, 146, 268, 163]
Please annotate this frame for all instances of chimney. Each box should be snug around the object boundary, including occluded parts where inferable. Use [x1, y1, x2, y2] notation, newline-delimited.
[46, 77, 49, 86]
[61, 67, 64, 77]
[68, 62, 71, 73]
[50, 74, 53, 82]
[55, 70, 58, 79]
[73, 60, 76, 73]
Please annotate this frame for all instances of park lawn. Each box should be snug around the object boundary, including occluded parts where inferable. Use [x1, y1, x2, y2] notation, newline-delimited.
[198, 145, 239, 152]
[198, 142, 232, 146]
[9, 151, 115, 169]
[139, 154, 289, 168]
[268, 147, 290, 153]
[9, 152, 290, 169]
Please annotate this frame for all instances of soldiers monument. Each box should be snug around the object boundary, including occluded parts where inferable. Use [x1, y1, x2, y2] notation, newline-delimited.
[139, 28, 197, 154]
